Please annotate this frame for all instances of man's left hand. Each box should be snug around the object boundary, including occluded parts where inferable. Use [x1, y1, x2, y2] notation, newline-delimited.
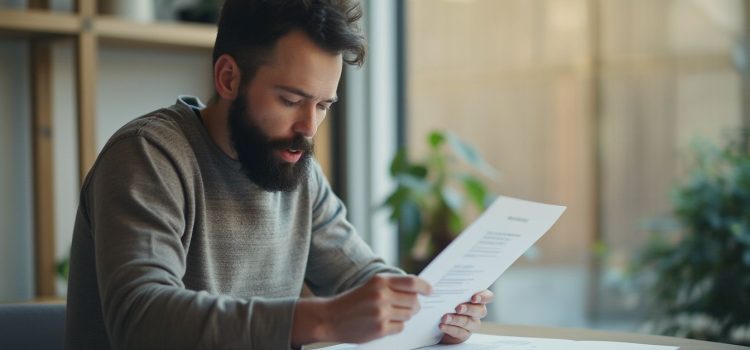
[438, 289, 495, 344]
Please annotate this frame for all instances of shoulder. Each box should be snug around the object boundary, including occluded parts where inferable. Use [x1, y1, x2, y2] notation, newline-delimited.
[306, 159, 329, 192]
[305, 159, 340, 211]
[94, 103, 206, 173]
[82, 105, 201, 188]
[104, 106, 192, 154]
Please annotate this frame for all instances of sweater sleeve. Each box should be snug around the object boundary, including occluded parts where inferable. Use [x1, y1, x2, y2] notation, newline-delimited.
[304, 162, 404, 297]
[88, 135, 295, 350]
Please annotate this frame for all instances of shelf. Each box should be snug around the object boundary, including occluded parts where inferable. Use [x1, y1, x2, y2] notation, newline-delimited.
[95, 16, 215, 50]
[0, 9, 80, 38]
[0, 9, 215, 50]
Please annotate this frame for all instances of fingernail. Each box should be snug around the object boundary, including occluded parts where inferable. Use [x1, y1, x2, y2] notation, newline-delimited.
[445, 315, 452, 323]
[473, 295, 481, 303]
[460, 305, 466, 313]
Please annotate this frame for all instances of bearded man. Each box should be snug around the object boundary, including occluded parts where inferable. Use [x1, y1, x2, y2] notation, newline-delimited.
[64, 1, 493, 349]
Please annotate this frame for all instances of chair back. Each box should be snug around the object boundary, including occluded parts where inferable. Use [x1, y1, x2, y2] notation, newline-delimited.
[0, 303, 66, 350]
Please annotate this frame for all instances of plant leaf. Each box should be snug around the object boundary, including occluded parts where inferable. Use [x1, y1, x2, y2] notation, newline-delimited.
[461, 175, 488, 209]
[440, 187, 463, 213]
[399, 199, 423, 240]
[448, 210, 464, 234]
[407, 165, 428, 179]
[446, 132, 480, 164]
[445, 132, 499, 178]
[383, 186, 409, 216]
[390, 149, 409, 176]
[395, 174, 432, 195]
[428, 130, 446, 150]
[57, 258, 70, 281]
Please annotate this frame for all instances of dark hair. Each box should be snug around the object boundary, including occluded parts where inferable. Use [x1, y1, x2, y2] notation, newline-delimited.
[212, 0, 366, 82]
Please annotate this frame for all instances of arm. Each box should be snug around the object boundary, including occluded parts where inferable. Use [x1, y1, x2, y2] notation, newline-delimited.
[291, 282, 494, 347]
[89, 136, 294, 349]
[290, 163, 432, 345]
[292, 274, 432, 347]
[302, 162, 403, 295]
[292, 164, 493, 346]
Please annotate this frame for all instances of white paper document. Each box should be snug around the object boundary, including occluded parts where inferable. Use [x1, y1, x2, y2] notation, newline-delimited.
[416, 333, 678, 350]
[357, 196, 567, 350]
[320, 333, 679, 350]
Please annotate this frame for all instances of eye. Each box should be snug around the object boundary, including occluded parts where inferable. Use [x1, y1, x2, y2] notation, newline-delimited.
[317, 103, 331, 111]
[280, 96, 300, 107]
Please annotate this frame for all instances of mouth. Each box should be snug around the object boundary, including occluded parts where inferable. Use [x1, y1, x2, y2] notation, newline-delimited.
[277, 148, 303, 163]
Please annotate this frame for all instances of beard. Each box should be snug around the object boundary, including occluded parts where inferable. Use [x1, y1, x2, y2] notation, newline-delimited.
[227, 94, 314, 192]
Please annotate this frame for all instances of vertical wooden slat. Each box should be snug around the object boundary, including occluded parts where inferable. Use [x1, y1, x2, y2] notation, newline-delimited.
[76, 0, 96, 18]
[75, 0, 98, 183]
[29, 0, 57, 298]
[75, 33, 97, 183]
[31, 41, 56, 297]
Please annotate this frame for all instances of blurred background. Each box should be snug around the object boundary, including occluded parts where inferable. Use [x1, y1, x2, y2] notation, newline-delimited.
[1, 0, 748, 346]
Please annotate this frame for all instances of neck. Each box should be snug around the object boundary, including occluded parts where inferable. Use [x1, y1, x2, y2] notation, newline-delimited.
[200, 99, 238, 159]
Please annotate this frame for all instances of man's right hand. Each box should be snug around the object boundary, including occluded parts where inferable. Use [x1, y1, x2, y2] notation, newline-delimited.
[291, 273, 432, 347]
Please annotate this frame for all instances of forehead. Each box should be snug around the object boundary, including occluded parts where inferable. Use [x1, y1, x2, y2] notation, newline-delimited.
[253, 31, 343, 98]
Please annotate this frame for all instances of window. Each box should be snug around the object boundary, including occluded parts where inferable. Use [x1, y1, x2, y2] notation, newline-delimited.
[404, 0, 743, 328]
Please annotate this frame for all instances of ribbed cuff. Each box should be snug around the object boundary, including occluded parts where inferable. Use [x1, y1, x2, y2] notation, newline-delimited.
[249, 297, 298, 349]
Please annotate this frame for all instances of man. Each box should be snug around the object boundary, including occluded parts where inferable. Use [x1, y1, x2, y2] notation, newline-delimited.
[65, 0, 493, 349]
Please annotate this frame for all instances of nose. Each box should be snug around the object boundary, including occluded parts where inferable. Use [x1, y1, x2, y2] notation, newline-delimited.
[292, 103, 320, 138]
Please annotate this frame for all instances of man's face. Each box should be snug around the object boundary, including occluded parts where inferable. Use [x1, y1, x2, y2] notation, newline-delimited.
[228, 31, 342, 192]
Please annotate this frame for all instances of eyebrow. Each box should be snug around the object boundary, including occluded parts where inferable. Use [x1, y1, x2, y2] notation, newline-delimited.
[275, 85, 338, 103]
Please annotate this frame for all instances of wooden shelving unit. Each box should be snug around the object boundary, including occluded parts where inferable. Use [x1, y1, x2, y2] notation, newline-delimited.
[0, 9, 80, 36]
[0, 0, 216, 298]
[0, 9, 216, 47]
[96, 16, 216, 49]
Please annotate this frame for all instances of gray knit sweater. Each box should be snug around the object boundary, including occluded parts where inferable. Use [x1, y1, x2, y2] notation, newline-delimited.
[64, 96, 399, 349]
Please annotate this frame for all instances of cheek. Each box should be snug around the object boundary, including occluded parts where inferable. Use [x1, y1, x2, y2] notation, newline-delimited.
[316, 111, 327, 125]
[247, 97, 295, 138]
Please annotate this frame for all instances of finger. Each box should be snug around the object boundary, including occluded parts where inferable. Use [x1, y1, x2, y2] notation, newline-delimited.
[442, 313, 481, 331]
[455, 303, 487, 319]
[471, 289, 495, 304]
[439, 332, 465, 345]
[388, 275, 433, 295]
[439, 323, 471, 342]
[387, 320, 405, 336]
[390, 292, 420, 310]
[390, 305, 418, 321]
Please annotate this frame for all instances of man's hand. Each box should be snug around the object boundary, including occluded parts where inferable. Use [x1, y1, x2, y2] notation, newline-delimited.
[438, 289, 494, 344]
[291, 273, 432, 347]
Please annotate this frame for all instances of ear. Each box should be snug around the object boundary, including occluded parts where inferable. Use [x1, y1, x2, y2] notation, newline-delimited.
[213, 54, 242, 100]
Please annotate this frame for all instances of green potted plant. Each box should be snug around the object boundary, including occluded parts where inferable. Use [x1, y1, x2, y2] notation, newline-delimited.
[57, 256, 70, 282]
[383, 130, 497, 273]
[634, 133, 750, 346]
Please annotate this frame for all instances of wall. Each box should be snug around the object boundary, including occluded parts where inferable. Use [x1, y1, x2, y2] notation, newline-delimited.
[0, 39, 34, 302]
